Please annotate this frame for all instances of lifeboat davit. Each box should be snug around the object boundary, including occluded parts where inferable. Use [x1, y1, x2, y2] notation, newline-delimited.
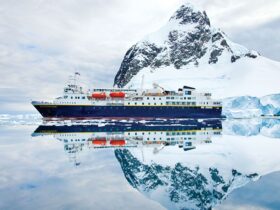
[110, 140, 125, 146]
[92, 138, 106, 145]
[92, 92, 106, 99]
[109, 92, 125, 98]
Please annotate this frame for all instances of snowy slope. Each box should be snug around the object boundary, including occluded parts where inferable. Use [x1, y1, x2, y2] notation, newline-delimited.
[124, 56, 280, 98]
[113, 3, 280, 116]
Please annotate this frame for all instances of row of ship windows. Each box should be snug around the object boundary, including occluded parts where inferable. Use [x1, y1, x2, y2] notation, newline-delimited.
[144, 137, 192, 141]
[166, 97, 193, 100]
[167, 131, 197, 135]
[127, 102, 197, 105]
[64, 139, 86, 142]
[128, 102, 164, 105]
[144, 97, 194, 100]
[64, 96, 86, 99]
[94, 106, 204, 109]
[127, 102, 215, 105]
[59, 102, 77, 104]
[166, 102, 196, 105]
[128, 132, 164, 135]
[127, 131, 197, 135]
[166, 137, 192, 141]
[213, 102, 221, 105]
[60, 134, 77, 136]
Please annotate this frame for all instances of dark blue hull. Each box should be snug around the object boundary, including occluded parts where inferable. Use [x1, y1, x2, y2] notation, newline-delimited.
[33, 119, 222, 134]
[33, 105, 222, 118]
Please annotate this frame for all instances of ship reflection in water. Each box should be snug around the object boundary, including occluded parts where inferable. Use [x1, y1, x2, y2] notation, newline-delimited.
[32, 119, 222, 166]
[29, 118, 280, 210]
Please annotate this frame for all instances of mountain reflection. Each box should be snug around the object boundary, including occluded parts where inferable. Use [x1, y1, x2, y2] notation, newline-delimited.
[115, 149, 258, 210]
[31, 118, 280, 210]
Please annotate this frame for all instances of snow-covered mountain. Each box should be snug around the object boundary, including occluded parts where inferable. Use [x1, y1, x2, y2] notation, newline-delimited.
[113, 3, 280, 116]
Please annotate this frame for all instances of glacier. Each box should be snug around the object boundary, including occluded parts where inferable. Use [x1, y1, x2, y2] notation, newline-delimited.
[223, 94, 280, 118]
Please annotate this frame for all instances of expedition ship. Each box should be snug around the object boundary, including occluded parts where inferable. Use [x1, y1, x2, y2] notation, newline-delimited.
[31, 73, 222, 118]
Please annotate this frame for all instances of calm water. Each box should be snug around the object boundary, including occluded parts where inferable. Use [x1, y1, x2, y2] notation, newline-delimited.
[0, 118, 280, 210]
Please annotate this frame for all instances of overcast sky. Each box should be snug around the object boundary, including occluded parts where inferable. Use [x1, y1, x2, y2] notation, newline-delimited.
[0, 0, 279, 113]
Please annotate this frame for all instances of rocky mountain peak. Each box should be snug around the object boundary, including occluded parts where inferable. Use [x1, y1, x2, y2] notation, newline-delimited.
[169, 4, 210, 27]
[114, 3, 258, 88]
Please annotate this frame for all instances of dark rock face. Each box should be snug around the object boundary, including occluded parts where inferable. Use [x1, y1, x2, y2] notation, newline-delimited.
[114, 4, 257, 87]
[115, 149, 258, 210]
[167, 26, 211, 69]
[245, 52, 258, 58]
[169, 5, 210, 27]
[209, 49, 223, 64]
[114, 42, 161, 88]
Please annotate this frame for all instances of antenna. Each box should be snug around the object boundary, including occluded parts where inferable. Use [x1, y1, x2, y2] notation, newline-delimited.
[74, 72, 80, 87]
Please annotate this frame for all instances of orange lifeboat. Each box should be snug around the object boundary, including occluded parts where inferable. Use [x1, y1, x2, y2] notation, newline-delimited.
[110, 140, 125, 146]
[109, 92, 125, 98]
[92, 92, 106, 99]
[92, 138, 106, 145]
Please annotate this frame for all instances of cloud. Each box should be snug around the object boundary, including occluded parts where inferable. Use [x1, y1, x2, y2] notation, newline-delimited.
[229, 17, 280, 61]
[0, 0, 279, 113]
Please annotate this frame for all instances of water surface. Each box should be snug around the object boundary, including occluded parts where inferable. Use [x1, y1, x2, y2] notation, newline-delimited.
[0, 118, 280, 210]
